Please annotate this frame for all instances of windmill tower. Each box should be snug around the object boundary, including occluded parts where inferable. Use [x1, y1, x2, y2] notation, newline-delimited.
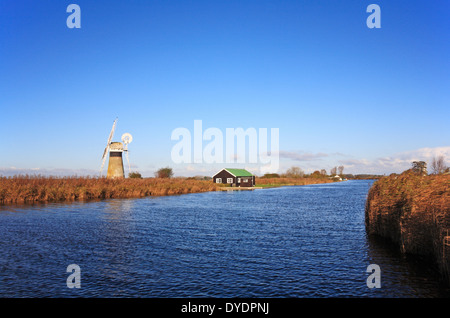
[100, 118, 133, 178]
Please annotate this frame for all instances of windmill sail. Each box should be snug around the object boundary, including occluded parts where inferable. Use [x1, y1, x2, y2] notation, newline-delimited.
[122, 133, 133, 175]
[99, 118, 118, 176]
[125, 150, 131, 174]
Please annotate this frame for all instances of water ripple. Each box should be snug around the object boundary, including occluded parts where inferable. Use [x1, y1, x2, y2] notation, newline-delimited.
[0, 181, 449, 297]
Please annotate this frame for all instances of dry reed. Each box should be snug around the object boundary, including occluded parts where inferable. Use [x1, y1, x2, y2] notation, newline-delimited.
[255, 177, 334, 186]
[0, 175, 221, 204]
[365, 171, 450, 283]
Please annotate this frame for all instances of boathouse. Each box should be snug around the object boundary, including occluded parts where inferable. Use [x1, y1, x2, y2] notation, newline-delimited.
[212, 168, 255, 187]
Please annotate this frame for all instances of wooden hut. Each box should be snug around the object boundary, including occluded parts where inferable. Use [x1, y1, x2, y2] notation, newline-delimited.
[212, 168, 255, 187]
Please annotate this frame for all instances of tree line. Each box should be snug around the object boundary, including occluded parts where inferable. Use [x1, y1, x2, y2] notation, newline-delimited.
[261, 166, 345, 179]
[410, 155, 449, 176]
[130, 155, 448, 179]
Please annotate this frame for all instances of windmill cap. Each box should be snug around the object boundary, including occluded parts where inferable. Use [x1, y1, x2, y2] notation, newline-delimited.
[110, 142, 123, 151]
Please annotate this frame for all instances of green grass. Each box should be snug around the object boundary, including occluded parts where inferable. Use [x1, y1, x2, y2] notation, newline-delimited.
[255, 183, 288, 188]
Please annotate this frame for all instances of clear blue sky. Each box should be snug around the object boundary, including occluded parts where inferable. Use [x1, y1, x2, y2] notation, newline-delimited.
[1, 0, 449, 176]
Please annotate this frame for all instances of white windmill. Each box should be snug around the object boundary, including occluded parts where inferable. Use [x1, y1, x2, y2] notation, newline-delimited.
[99, 118, 133, 178]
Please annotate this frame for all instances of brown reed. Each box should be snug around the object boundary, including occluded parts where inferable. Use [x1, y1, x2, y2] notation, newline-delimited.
[365, 171, 450, 284]
[0, 175, 221, 204]
[0, 175, 335, 204]
[255, 177, 334, 186]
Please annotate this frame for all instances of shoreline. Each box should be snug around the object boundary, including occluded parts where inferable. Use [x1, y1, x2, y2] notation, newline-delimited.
[0, 176, 336, 205]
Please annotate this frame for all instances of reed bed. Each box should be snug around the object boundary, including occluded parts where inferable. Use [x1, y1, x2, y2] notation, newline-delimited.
[0, 175, 336, 204]
[365, 171, 450, 283]
[255, 177, 334, 187]
[0, 175, 221, 204]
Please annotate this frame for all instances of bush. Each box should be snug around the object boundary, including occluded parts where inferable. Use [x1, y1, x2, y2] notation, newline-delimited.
[284, 166, 304, 178]
[129, 171, 142, 179]
[155, 167, 174, 178]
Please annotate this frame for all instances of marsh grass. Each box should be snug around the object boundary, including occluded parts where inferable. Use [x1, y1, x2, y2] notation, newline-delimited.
[365, 171, 450, 283]
[255, 177, 334, 187]
[0, 175, 221, 204]
[0, 175, 335, 204]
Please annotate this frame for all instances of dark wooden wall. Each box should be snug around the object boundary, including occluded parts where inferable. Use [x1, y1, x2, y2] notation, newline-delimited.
[213, 170, 255, 187]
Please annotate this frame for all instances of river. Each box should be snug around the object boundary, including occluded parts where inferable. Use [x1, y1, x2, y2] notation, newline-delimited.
[0, 180, 449, 297]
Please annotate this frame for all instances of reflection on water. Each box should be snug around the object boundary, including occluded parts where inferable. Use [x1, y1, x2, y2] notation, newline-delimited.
[0, 181, 449, 297]
[366, 235, 449, 297]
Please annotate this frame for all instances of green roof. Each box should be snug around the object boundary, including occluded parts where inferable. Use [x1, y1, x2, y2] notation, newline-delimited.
[225, 168, 253, 177]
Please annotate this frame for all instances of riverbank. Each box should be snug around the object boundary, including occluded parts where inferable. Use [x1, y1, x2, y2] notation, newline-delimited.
[0, 175, 335, 204]
[0, 176, 219, 204]
[255, 177, 335, 188]
[365, 171, 450, 284]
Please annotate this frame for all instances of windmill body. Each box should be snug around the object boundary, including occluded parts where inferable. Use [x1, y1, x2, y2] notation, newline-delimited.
[107, 142, 125, 178]
[100, 119, 133, 178]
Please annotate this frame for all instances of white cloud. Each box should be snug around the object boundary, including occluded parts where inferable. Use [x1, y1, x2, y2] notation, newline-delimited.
[278, 151, 329, 162]
[0, 167, 98, 177]
[3, 146, 447, 178]
[339, 146, 450, 174]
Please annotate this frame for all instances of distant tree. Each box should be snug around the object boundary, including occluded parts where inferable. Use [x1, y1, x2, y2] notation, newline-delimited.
[187, 175, 212, 180]
[128, 171, 142, 179]
[311, 170, 322, 178]
[285, 166, 304, 178]
[338, 165, 344, 176]
[155, 167, 174, 178]
[320, 169, 327, 176]
[431, 156, 447, 175]
[330, 167, 337, 176]
[411, 161, 427, 175]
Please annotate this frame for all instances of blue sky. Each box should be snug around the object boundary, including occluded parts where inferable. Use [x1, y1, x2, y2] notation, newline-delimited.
[1, 0, 449, 177]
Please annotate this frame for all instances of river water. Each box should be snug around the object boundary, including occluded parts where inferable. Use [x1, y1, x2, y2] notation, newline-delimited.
[0, 180, 449, 297]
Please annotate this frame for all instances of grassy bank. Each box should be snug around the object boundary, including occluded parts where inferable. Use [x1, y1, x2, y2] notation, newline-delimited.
[0, 175, 220, 204]
[255, 177, 335, 188]
[365, 171, 450, 283]
[0, 175, 337, 204]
